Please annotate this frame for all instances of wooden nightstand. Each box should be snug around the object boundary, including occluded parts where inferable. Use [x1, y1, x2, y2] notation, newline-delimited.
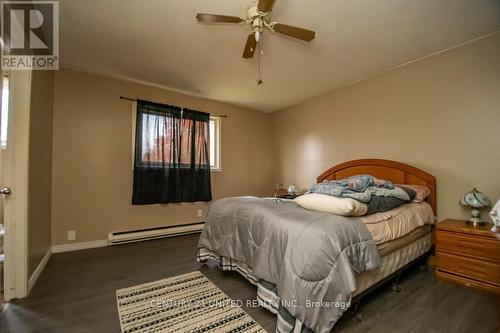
[274, 194, 302, 200]
[435, 219, 500, 295]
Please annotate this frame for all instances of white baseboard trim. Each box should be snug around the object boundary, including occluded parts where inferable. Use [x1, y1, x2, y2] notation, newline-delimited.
[28, 248, 52, 294]
[51, 239, 108, 254]
[108, 222, 204, 245]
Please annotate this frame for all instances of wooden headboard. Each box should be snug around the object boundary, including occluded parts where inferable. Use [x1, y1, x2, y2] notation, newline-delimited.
[317, 159, 437, 215]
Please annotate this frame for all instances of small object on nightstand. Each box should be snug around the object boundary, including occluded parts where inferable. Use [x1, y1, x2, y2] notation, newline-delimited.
[435, 219, 500, 296]
[459, 188, 491, 226]
[273, 184, 288, 198]
[489, 200, 500, 233]
[274, 184, 302, 199]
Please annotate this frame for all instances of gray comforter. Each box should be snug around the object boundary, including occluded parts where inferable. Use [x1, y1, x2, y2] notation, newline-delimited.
[198, 197, 381, 333]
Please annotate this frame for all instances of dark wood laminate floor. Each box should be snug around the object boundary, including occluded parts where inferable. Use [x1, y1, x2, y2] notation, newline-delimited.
[0, 234, 498, 333]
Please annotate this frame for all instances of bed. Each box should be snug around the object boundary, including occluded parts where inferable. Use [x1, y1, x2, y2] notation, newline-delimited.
[198, 159, 437, 333]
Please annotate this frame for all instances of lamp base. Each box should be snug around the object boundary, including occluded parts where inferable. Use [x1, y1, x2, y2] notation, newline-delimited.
[466, 208, 487, 227]
[465, 218, 487, 227]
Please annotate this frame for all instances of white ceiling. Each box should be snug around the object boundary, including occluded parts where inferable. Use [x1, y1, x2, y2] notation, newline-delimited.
[60, 0, 500, 112]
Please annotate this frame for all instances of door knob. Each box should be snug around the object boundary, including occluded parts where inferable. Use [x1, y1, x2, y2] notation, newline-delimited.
[0, 187, 11, 195]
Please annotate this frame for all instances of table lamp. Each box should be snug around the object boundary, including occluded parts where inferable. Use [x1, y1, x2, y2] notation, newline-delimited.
[460, 188, 492, 226]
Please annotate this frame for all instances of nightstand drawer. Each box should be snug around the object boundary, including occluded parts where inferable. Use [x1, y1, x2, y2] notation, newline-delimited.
[436, 270, 500, 296]
[435, 231, 500, 262]
[436, 251, 500, 285]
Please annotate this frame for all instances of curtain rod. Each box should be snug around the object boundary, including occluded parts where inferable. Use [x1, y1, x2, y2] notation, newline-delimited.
[120, 96, 228, 118]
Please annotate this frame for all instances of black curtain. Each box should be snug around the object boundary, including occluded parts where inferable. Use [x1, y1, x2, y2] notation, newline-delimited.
[132, 99, 212, 204]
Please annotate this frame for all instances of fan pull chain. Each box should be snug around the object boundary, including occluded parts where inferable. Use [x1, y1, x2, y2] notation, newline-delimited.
[257, 32, 264, 85]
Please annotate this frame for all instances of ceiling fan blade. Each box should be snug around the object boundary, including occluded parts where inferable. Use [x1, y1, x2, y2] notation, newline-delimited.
[257, 0, 276, 13]
[243, 33, 257, 58]
[272, 23, 316, 42]
[196, 13, 244, 24]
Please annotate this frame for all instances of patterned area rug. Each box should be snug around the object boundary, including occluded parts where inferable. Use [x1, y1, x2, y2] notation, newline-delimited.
[116, 271, 267, 333]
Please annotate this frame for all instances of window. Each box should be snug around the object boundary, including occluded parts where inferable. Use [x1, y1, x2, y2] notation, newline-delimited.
[132, 100, 212, 204]
[1, 76, 9, 149]
[139, 113, 201, 167]
[209, 116, 221, 171]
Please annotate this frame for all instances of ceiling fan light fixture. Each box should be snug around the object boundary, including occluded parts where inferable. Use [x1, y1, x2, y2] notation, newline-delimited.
[196, 0, 316, 60]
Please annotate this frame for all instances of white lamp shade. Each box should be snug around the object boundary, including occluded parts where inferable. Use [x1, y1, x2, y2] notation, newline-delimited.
[460, 188, 491, 208]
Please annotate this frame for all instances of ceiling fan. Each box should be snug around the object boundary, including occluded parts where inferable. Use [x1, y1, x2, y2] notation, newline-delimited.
[196, 0, 316, 59]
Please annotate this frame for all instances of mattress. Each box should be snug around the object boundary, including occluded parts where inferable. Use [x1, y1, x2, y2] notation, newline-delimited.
[353, 232, 432, 296]
[377, 224, 431, 257]
[361, 201, 435, 244]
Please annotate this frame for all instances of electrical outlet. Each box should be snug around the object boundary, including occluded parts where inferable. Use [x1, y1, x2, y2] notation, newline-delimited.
[197, 209, 203, 217]
[67, 230, 76, 241]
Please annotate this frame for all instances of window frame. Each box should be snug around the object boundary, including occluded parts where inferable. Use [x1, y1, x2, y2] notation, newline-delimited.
[209, 116, 222, 172]
[1, 75, 10, 149]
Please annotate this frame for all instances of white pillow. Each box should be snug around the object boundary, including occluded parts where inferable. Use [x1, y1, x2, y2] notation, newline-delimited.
[294, 193, 367, 217]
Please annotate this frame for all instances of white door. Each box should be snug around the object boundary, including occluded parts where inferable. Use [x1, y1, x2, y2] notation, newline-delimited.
[1, 69, 31, 301]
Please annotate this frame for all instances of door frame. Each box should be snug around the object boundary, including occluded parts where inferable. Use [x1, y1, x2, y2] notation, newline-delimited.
[2, 69, 32, 301]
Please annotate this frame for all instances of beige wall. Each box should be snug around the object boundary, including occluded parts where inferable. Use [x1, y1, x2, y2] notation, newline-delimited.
[271, 33, 500, 221]
[51, 69, 273, 245]
[28, 70, 55, 275]
[51, 33, 499, 246]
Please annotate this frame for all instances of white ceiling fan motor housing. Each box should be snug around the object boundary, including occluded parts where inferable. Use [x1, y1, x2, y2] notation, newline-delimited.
[247, 2, 260, 20]
[247, 1, 272, 44]
[247, 2, 271, 26]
